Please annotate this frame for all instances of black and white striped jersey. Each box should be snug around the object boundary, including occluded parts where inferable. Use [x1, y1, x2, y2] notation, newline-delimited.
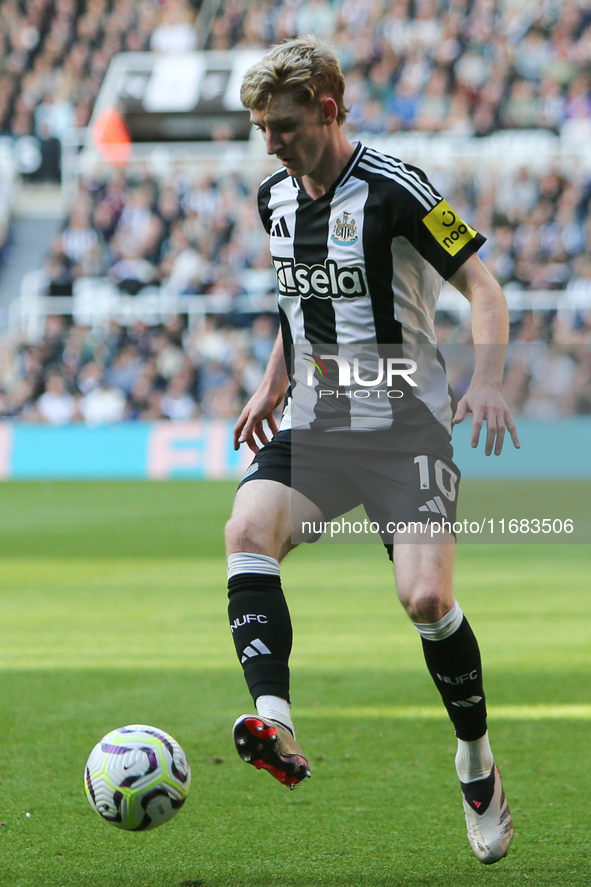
[257, 142, 485, 434]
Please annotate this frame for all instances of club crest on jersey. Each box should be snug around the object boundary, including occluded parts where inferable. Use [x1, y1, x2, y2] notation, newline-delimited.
[331, 211, 358, 245]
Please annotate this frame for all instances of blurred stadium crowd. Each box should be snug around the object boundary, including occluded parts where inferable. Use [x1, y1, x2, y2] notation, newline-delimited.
[3, 0, 591, 147]
[0, 0, 199, 159]
[1, 0, 591, 423]
[0, 312, 278, 422]
[44, 167, 270, 298]
[1, 310, 590, 423]
[209, 0, 591, 138]
[43, 162, 591, 297]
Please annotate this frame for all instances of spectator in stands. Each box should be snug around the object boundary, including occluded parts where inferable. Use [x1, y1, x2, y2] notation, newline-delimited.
[36, 369, 78, 424]
[415, 67, 451, 131]
[296, 0, 336, 40]
[160, 368, 198, 420]
[104, 343, 143, 395]
[79, 375, 126, 425]
[572, 346, 591, 412]
[109, 247, 159, 295]
[37, 315, 68, 368]
[77, 360, 104, 397]
[566, 254, 591, 297]
[34, 86, 74, 144]
[249, 314, 277, 366]
[159, 224, 205, 295]
[522, 345, 579, 420]
[150, 0, 198, 54]
[4, 376, 37, 420]
[92, 198, 119, 245]
[156, 187, 183, 243]
[42, 252, 73, 296]
[127, 370, 157, 419]
[502, 81, 540, 129]
[200, 368, 242, 418]
[111, 183, 162, 262]
[59, 198, 104, 272]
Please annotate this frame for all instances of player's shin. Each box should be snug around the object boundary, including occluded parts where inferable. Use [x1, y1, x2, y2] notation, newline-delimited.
[227, 552, 310, 787]
[414, 601, 513, 863]
[227, 552, 293, 711]
[413, 601, 488, 743]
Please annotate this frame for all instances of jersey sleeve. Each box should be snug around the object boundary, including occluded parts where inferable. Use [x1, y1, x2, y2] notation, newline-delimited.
[257, 181, 273, 235]
[389, 164, 486, 280]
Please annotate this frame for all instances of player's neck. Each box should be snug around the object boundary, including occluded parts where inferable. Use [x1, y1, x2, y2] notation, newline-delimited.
[301, 132, 355, 200]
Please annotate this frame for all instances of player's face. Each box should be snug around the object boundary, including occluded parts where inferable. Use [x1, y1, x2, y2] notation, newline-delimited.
[250, 93, 330, 179]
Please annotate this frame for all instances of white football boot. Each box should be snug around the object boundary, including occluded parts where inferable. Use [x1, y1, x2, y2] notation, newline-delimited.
[460, 764, 514, 864]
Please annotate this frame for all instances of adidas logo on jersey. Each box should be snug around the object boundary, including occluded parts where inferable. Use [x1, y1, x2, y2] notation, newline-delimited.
[270, 216, 290, 238]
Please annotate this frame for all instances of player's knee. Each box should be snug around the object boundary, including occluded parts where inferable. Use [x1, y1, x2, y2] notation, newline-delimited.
[225, 513, 258, 553]
[225, 512, 279, 557]
[399, 581, 450, 623]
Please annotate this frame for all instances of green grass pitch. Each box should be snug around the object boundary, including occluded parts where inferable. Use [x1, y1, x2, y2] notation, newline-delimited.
[0, 480, 589, 887]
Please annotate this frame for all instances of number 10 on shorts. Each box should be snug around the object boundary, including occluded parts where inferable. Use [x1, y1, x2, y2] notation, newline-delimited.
[414, 455, 459, 502]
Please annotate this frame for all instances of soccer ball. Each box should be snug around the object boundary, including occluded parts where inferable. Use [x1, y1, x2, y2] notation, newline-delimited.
[84, 724, 191, 831]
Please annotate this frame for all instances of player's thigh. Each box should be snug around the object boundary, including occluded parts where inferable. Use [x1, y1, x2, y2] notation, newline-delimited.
[225, 478, 324, 561]
[393, 533, 456, 621]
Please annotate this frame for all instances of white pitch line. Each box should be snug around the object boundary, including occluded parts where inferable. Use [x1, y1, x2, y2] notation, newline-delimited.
[299, 704, 591, 720]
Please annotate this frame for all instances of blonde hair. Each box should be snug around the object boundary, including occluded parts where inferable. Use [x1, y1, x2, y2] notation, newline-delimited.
[240, 36, 349, 125]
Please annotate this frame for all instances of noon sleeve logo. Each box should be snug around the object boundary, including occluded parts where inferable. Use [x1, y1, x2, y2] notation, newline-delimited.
[422, 199, 477, 256]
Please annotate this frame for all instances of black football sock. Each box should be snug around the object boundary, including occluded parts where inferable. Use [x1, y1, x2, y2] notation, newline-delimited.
[415, 605, 487, 742]
[228, 572, 292, 703]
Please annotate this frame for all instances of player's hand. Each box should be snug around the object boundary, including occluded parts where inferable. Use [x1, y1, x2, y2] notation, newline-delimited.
[233, 390, 281, 453]
[452, 383, 520, 456]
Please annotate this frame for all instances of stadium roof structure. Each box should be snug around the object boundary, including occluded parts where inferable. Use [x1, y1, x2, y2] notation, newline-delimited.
[84, 50, 266, 163]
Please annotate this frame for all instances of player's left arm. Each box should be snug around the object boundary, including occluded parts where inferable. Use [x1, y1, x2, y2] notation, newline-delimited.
[448, 252, 520, 456]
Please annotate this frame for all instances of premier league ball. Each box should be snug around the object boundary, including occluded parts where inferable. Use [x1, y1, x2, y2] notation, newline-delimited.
[84, 724, 191, 830]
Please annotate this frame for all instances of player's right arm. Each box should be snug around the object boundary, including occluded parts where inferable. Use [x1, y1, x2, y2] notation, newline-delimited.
[234, 329, 288, 453]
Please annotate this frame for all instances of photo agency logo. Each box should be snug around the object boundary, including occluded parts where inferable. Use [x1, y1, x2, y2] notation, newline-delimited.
[303, 352, 418, 400]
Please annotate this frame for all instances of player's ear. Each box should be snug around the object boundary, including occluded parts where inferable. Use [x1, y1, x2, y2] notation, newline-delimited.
[319, 96, 338, 126]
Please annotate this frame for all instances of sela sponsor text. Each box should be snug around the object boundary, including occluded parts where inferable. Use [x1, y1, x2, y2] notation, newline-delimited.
[273, 257, 366, 299]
